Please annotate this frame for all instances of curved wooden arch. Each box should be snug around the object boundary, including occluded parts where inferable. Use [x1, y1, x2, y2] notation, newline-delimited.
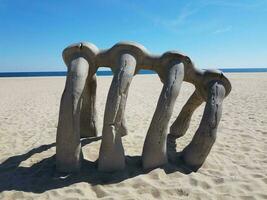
[56, 41, 232, 172]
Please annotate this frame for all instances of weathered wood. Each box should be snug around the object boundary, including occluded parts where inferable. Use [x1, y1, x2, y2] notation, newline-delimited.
[142, 61, 184, 169]
[109, 68, 128, 137]
[170, 90, 203, 138]
[181, 82, 226, 171]
[80, 74, 99, 138]
[98, 53, 136, 172]
[118, 116, 128, 137]
[56, 41, 232, 173]
[56, 57, 89, 172]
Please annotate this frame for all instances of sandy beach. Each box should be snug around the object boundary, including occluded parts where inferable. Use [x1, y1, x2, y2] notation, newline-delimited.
[0, 73, 266, 200]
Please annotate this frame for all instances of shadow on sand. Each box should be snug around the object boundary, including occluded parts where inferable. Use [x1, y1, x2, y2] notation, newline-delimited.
[0, 136, 194, 193]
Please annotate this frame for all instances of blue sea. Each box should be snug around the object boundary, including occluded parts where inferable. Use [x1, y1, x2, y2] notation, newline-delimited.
[0, 68, 266, 77]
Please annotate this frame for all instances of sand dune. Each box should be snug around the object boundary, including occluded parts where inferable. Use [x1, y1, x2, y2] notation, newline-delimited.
[0, 73, 267, 199]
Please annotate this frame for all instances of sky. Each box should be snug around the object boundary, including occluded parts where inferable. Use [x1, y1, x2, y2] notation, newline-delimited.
[0, 0, 267, 72]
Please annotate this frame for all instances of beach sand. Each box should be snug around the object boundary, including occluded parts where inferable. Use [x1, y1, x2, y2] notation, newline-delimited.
[0, 73, 266, 200]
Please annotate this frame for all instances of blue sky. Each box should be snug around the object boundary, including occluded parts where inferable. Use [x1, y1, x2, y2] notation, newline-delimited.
[0, 0, 267, 72]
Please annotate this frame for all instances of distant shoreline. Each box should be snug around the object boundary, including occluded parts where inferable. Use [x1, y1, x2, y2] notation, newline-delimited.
[0, 68, 267, 77]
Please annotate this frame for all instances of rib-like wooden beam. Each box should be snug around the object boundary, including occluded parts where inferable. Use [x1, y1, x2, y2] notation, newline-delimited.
[142, 61, 184, 169]
[181, 82, 226, 171]
[98, 53, 137, 172]
[170, 90, 203, 138]
[61, 42, 232, 97]
[80, 74, 99, 138]
[56, 57, 89, 172]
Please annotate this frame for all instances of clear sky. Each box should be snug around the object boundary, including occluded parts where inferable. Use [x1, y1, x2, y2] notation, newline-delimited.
[0, 0, 267, 72]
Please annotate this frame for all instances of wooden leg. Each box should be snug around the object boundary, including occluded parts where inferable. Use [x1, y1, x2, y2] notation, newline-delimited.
[181, 82, 225, 171]
[110, 69, 128, 137]
[170, 90, 203, 138]
[142, 61, 184, 169]
[56, 57, 89, 172]
[80, 74, 99, 138]
[98, 53, 136, 172]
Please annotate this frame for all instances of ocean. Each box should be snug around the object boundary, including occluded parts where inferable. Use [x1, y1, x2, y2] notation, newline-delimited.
[0, 68, 266, 77]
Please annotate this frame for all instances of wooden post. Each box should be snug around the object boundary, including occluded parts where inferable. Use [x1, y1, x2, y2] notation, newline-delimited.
[142, 61, 184, 169]
[80, 74, 99, 138]
[56, 57, 89, 172]
[181, 82, 226, 171]
[98, 53, 136, 172]
[170, 90, 203, 138]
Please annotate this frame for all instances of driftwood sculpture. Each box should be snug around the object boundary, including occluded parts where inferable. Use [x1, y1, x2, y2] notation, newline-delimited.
[56, 41, 231, 173]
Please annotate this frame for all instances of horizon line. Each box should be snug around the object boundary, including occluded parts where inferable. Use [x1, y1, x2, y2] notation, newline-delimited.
[0, 68, 267, 77]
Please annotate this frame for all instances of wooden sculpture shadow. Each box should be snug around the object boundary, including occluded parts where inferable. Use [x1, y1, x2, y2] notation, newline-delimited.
[0, 135, 193, 194]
